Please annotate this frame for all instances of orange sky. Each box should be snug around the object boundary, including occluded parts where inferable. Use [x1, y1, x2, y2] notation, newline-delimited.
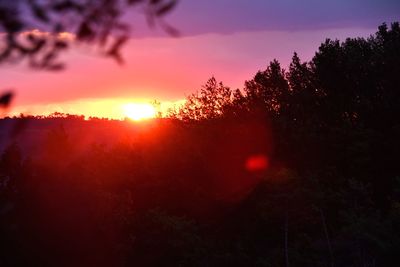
[2, 0, 396, 119]
[1, 27, 376, 119]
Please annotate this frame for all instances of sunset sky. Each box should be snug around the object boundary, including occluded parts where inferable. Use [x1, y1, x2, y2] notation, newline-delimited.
[1, 0, 399, 119]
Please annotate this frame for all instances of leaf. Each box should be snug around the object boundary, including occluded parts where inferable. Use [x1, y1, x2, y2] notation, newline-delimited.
[107, 36, 128, 64]
[46, 63, 65, 71]
[0, 91, 13, 107]
[156, 0, 177, 16]
[31, 4, 50, 22]
[160, 21, 179, 37]
[5, 20, 24, 33]
[77, 22, 94, 41]
[42, 51, 57, 67]
[53, 23, 65, 33]
[127, 0, 143, 5]
[52, 1, 83, 13]
[55, 40, 68, 49]
[30, 39, 46, 54]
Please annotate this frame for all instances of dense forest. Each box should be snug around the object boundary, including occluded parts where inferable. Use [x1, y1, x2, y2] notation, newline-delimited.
[1, 23, 400, 266]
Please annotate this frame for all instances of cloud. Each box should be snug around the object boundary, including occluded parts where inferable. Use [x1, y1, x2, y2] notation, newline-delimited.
[18, 29, 76, 41]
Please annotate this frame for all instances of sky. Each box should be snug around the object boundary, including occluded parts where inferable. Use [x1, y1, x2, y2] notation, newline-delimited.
[1, 0, 399, 119]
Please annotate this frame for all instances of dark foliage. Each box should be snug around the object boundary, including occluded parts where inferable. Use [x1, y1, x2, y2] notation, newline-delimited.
[0, 0, 178, 70]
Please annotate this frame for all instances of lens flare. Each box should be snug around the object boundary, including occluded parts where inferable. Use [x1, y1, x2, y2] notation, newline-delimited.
[245, 154, 269, 172]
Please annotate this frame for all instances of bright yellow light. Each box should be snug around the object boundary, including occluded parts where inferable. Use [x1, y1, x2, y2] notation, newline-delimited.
[122, 103, 157, 121]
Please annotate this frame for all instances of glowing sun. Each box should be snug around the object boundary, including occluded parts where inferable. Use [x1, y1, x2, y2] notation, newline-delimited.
[122, 103, 157, 121]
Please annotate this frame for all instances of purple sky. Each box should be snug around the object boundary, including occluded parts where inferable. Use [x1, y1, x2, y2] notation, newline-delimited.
[133, 0, 400, 36]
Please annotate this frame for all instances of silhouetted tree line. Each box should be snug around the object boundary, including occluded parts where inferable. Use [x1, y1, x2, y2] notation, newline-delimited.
[1, 22, 400, 266]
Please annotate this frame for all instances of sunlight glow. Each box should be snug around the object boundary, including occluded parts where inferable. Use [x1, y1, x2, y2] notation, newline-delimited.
[7, 98, 185, 120]
[122, 103, 157, 121]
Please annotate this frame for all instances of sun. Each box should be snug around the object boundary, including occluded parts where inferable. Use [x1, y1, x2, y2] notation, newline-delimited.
[122, 103, 157, 121]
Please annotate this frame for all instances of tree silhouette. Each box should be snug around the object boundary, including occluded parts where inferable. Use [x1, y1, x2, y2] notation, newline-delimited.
[244, 59, 290, 115]
[172, 77, 233, 121]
